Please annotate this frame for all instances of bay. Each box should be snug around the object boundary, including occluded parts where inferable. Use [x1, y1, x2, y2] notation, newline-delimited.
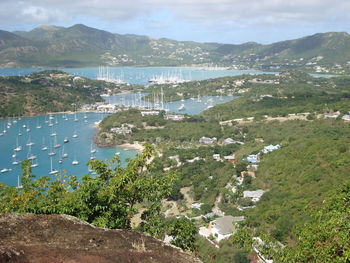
[0, 113, 137, 187]
[0, 66, 272, 85]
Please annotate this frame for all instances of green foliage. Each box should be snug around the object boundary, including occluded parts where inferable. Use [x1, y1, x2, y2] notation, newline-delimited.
[275, 183, 350, 262]
[0, 145, 177, 231]
[169, 217, 198, 251]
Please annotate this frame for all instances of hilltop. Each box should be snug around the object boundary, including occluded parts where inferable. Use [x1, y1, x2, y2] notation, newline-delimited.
[0, 24, 349, 73]
[0, 70, 139, 118]
[0, 213, 201, 263]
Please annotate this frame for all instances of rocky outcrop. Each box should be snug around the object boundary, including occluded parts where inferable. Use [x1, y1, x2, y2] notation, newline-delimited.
[0, 214, 201, 263]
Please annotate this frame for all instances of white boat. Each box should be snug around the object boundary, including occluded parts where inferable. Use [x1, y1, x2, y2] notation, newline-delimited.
[72, 129, 78, 138]
[0, 168, 12, 173]
[27, 145, 37, 160]
[62, 145, 68, 158]
[12, 155, 20, 165]
[49, 157, 58, 175]
[30, 159, 39, 168]
[14, 137, 22, 152]
[90, 142, 97, 154]
[36, 119, 42, 129]
[53, 135, 61, 148]
[26, 135, 35, 146]
[178, 103, 185, 111]
[72, 152, 79, 165]
[63, 137, 69, 143]
[41, 138, 48, 151]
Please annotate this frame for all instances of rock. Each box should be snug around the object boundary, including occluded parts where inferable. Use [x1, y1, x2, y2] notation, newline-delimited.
[0, 214, 201, 263]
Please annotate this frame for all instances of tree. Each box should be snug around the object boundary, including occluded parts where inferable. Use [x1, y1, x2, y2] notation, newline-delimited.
[275, 183, 350, 262]
[169, 217, 197, 251]
[0, 145, 177, 230]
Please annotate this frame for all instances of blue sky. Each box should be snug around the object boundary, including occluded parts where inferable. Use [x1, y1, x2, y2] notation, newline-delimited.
[0, 0, 349, 44]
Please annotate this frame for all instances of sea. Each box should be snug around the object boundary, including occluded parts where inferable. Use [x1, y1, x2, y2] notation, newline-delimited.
[0, 66, 264, 186]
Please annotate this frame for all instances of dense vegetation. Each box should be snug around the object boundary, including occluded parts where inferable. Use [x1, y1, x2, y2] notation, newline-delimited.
[2, 25, 350, 74]
[0, 70, 138, 118]
[0, 145, 198, 251]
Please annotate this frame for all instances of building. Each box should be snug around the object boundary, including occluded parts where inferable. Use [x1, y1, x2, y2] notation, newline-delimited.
[210, 216, 245, 242]
[199, 136, 217, 145]
[164, 114, 185, 121]
[324, 111, 340, 119]
[262, 144, 281, 153]
[243, 190, 265, 202]
[246, 154, 260, 163]
[342, 115, 350, 121]
[213, 154, 221, 161]
[140, 111, 160, 116]
[223, 155, 235, 163]
[222, 138, 244, 145]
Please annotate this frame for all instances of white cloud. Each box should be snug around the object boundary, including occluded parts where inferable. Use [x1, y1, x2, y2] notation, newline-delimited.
[0, 0, 349, 31]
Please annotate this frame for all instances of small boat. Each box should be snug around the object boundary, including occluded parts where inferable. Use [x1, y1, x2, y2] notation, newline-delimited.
[49, 157, 58, 175]
[72, 152, 79, 165]
[41, 138, 48, 151]
[26, 135, 35, 146]
[14, 138, 22, 152]
[72, 129, 78, 138]
[48, 151, 56, 156]
[30, 159, 39, 168]
[12, 155, 20, 165]
[90, 142, 97, 154]
[63, 137, 69, 143]
[62, 145, 68, 158]
[178, 103, 185, 111]
[27, 145, 37, 160]
[0, 168, 12, 173]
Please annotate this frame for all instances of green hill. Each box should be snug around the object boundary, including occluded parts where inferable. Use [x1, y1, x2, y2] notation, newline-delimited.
[0, 24, 349, 72]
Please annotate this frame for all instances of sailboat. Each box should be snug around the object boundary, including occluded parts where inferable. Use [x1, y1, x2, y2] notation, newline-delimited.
[26, 134, 35, 146]
[36, 119, 42, 129]
[50, 126, 57, 137]
[48, 139, 56, 156]
[72, 152, 79, 165]
[14, 137, 22, 152]
[72, 128, 78, 138]
[27, 145, 37, 160]
[53, 135, 61, 148]
[74, 111, 78, 122]
[49, 157, 58, 175]
[12, 154, 20, 165]
[41, 138, 48, 151]
[62, 145, 68, 158]
[178, 103, 185, 111]
[30, 158, 39, 168]
[90, 142, 97, 154]
[16, 175, 23, 189]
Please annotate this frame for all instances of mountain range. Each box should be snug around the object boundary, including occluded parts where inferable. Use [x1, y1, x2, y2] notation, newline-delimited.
[0, 24, 350, 70]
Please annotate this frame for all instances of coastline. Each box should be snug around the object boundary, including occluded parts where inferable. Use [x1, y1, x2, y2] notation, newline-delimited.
[118, 143, 144, 153]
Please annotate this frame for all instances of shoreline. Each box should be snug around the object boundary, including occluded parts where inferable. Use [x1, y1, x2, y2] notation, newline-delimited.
[117, 143, 144, 153]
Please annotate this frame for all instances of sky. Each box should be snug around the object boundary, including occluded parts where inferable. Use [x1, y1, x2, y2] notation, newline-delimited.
[0, 0, 349, 44]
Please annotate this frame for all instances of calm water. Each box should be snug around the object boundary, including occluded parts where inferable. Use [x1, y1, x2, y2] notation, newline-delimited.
[0, 66, 245, 186]
[0, 113, 137, 186]
[0, 67, 272, 85]
[106, 93, 238, 115]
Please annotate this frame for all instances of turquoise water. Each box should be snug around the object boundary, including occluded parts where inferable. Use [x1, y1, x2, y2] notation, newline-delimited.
[107, 93, 238, 115]
[0, 67, 272, 85]
[0, 66, 246, 186]
[0, 113, 137, 186]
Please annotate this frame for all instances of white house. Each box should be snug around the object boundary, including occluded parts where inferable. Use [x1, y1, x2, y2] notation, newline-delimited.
[243, 190, 265, 202]
[342, 115, 350, 121]
[262, 144, 281, 153]
[199, 136, 217, 145]
[164, 114, 185, 121]
[246, 154, 260, 163]
[211, 216, 241, 242]
[141, 110, 160, 116]
[213, 154, 221, 161]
